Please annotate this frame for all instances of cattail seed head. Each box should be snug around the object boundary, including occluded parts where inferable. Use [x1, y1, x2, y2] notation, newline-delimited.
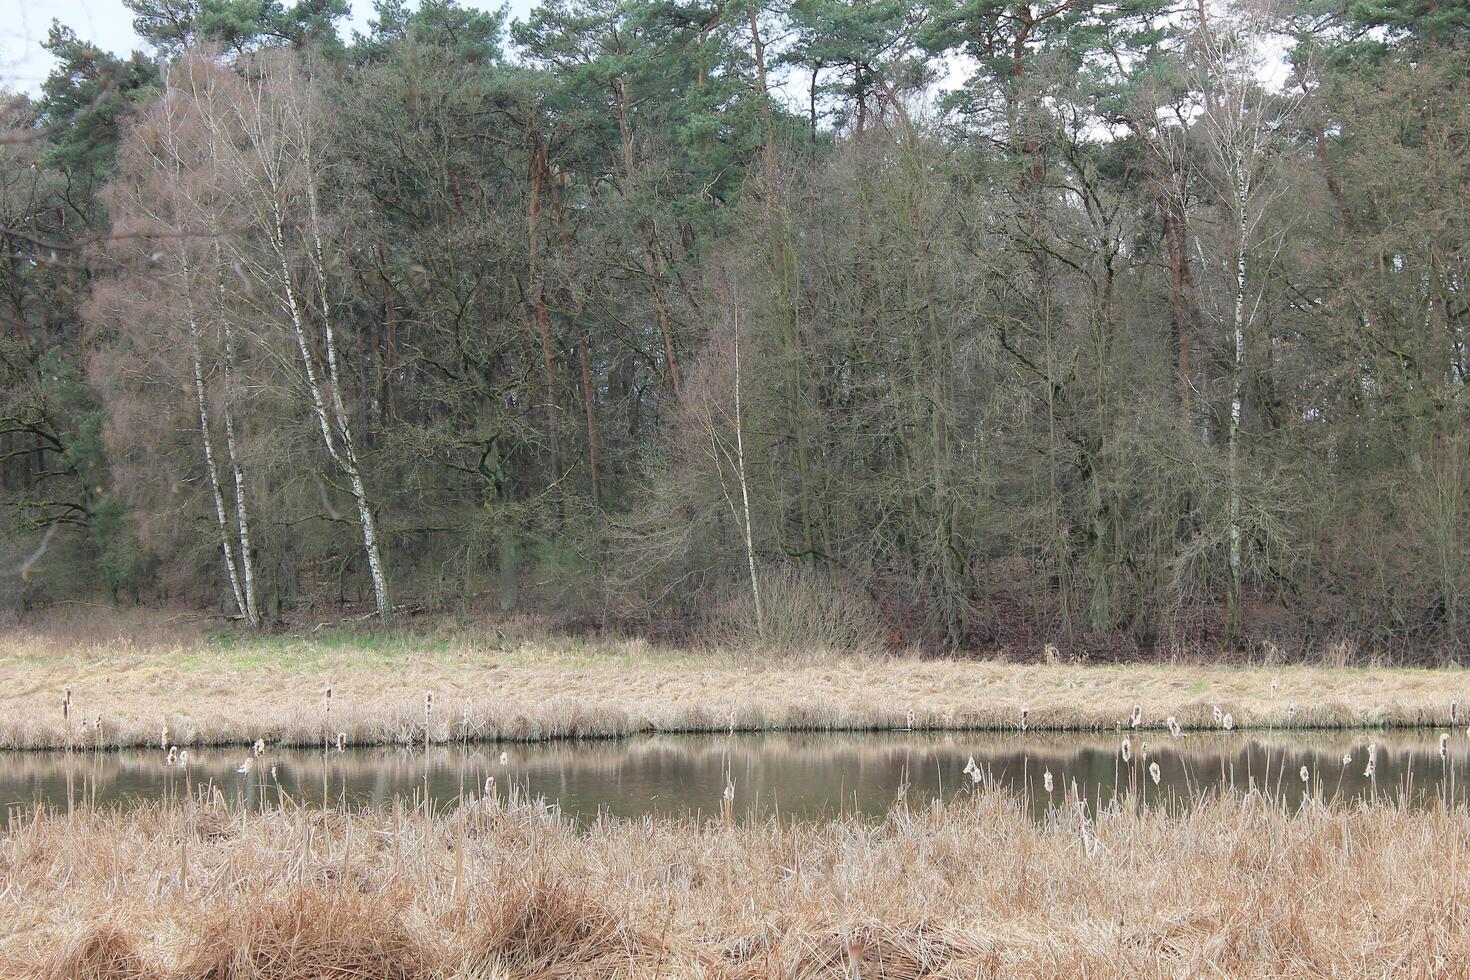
[253, 738, 265, 757]
[499, 751, 509, 766]
[1149, 762, 1161, 785]
[1120, 738, 1132, 763]
[1020, 706, 1028, 732]
[905, 708, 915, 729]
[160, 727, 168, 750]
[1167, 716, 1182, 738]
[1342, 753, 1352, 766]
[1222, 713, 1234, 731]
[1453, 700, 1460, 724]
[237, 758, 253, 775]
[1130, 705, 1142, 729]
[1299, 765, 1309, 784]
[165, 745, 177, 766]
[178, 750, 190, 768]
[1440, 733, 1450, 759]
[1212, 705, 1222, 726]
[1043, 769, 1053, 793]
[336, 731, 347, 752]
[62, 687, 71, 722]
[723, 781, 735, 802]
[425, 691, 434, 714]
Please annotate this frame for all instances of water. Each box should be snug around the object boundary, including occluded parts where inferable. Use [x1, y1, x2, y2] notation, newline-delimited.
[1, 731, 1462, 821]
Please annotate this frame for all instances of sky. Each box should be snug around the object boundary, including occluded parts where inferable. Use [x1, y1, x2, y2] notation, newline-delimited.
[0, 0, 534, 92]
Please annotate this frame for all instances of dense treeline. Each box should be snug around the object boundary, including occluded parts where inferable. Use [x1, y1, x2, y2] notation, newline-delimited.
[1, 0, 1466, 657]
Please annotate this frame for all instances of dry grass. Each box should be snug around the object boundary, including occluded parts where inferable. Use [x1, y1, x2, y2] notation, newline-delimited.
[1, 606, 1467, 750]
[2, 788, 1468, 978]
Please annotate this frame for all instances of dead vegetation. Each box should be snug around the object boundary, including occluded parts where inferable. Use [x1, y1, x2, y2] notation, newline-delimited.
[2, 788, 1468, 979]
[0, 609, 1467, 751]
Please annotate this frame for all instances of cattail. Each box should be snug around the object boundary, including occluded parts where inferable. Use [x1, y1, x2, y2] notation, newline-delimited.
[1167, 716, 1182, 738]
[1212, 705, 1222, 726]
[1130, 705, 1142, 730]
[1020, 706, 1029, 732]
[1364, 743, 1377, 779]
[336, 731, 347, 753]
[1299, 765, 1309, 784]
[1149, 761, 1161, 785]
[905, 708, 916, 729]
[324, 683, 333, 705]
[165, 745, 177, 767]
[178, 750, 190, 768]
[723, 781, 735, 802]
[62, 687, 71, 723]
[160, 727, 168, 750]
[499, 751, 509, 766]
[1342, 753, 1352, 766]
[1286, 703, 1297, 723]
[1120, 738, 1132, 763]
[1271, 675, 1278, 692]
[253, 738, 265, 757]
[1453, 700, 1460, 724]
[484, 776, 495, 796]
[1043, 769, 1054, 793]
[1222, 713, 1234, 731]
[1440, 733, 1450, 760]
[92, 714, 102, 735]
[1043, 642, 1059, 663]
[237, 758, 253, 775]
[1140, 741, 1149, 761]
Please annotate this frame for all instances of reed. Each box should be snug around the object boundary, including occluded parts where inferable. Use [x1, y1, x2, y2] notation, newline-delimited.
[3, 621, 1468, 752]
[3, 788, 1469, 978]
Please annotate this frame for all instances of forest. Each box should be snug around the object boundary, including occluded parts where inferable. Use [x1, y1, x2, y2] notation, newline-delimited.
[0, 0, 1465, 659]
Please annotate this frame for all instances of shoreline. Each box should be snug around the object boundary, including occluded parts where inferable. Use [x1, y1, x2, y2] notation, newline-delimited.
[5, 715, 1468, 754]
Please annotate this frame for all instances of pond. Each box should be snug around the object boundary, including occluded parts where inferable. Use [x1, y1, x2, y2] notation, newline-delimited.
[1, 730, 1462, 821]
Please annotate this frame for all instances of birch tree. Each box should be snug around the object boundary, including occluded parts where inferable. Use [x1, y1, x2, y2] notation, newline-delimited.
[1196, 6, 1297, 640]
[220, 53, 392, 624]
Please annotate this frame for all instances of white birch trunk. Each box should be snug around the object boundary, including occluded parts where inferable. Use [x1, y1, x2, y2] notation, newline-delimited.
[1229, 160, 1247, 605]
[299, 124, 391, 626]
[732, 329, 763, 638]
[184, 267, 249, 622]
[208, 233, 260, 628]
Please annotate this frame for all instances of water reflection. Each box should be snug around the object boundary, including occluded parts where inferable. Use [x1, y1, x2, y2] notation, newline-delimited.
[1, 731, 1464, 821]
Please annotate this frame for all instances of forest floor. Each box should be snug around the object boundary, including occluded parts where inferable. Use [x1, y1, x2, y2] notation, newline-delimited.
[5, 790, 1469, 978]
[0, 606, 1466, 750]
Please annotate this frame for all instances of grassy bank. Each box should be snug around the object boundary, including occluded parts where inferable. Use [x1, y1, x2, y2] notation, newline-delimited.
[3, 789, 1467, 978]
[1, 608, 1467, 751]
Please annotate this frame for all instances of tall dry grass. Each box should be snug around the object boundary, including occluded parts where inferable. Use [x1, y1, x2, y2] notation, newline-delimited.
[2, 607, 1468, 750]
[2, 787, 1468, 978]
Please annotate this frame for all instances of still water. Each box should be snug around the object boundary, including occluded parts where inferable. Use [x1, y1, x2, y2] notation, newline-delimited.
[1, 731, 1462, 821]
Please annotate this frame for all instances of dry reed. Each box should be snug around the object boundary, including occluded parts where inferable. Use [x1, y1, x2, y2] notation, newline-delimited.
[2, 788, 1468, 979]
[3, 619, 1468, 752]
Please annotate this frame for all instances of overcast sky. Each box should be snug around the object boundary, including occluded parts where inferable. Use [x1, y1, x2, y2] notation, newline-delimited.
[0, 0, 532, 92]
